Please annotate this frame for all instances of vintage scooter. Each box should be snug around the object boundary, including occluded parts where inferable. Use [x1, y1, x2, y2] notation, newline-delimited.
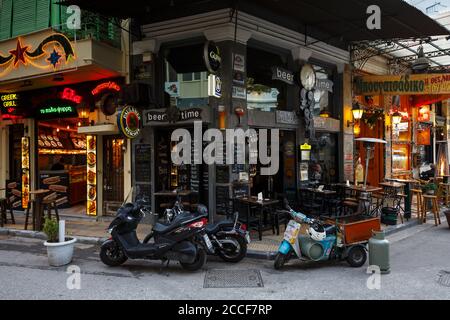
[274, 200, 367, 270]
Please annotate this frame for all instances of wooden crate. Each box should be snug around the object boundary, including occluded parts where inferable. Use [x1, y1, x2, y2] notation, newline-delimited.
[325, 216, 381, 245]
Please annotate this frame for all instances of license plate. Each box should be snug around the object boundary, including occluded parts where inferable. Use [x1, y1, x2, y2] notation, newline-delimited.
[284, 220, 301, 244]
[203, 234, 214, 251]
[245, 232, 251, 244]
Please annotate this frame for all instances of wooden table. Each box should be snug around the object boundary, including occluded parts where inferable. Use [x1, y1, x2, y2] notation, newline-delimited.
[344, 185, 382, 216]
[386, 178, 417, 219]
[29, 189, 50, 231]
[237, 197, 280, 240]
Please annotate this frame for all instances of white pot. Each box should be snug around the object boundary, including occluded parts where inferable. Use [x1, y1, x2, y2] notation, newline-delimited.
[44, 237, 77, 267]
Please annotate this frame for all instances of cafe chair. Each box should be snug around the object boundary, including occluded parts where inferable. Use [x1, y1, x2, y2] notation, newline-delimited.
[42, 192, 60, 223]
[0, 197, 15, 227]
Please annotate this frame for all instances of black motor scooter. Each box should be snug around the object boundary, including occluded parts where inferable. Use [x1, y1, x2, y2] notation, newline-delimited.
[100, 200, 212, 271]
[144, 199, 249, 263]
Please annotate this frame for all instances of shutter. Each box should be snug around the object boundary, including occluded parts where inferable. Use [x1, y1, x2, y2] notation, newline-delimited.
[12, 0, 36, 37]
[35, 0, 50, 30]
[0, 0, 13, 40]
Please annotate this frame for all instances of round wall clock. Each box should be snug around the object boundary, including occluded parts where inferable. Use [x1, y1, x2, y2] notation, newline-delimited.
[300, 64, 316, 91]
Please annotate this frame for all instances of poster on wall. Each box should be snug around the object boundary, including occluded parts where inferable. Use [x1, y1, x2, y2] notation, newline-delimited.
[417, 128, 431, 146]
[21, 137, 30, 209]
[86, 135, 97, 216]
[233, 54, 245, 72]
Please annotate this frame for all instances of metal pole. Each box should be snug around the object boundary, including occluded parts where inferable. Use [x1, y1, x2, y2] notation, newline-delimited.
[364, 144, 372, 189]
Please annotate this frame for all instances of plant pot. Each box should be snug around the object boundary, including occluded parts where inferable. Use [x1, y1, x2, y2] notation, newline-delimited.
[44, 237, 77, 267]
[445, 211, 450, 229]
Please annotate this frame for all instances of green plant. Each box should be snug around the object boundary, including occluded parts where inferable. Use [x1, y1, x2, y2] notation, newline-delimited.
[422, 182, 438, 193]
[43, 217, 59, 243]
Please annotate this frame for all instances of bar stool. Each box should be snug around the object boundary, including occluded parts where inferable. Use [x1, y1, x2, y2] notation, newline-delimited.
[422, 195, 442, 226]
[438, 183, 450, 206]
[410, 188, 424, 222]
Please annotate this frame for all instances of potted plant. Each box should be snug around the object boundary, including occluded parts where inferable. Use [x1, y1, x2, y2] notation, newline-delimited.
[43, 218, 76, 267]
[422, 182, 438, 195]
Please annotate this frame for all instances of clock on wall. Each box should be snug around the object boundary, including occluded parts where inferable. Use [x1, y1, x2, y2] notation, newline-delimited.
[300, 64, 316, 91]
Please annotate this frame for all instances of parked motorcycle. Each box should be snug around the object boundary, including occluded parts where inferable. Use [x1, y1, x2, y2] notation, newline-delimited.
[274, 200, 367, 270]
[100, 199, 212, 271]
[144, 199, 250, 263]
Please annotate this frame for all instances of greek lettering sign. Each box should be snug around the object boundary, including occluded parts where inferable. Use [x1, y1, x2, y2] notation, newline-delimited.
[37, 102, 78, 119]
[117, 105, 141, 139]
[355, 74, 450, 95]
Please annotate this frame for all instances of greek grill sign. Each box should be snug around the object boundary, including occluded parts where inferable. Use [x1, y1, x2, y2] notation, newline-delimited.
[354, 74, 450, 95]
[117, 105, 141, 139]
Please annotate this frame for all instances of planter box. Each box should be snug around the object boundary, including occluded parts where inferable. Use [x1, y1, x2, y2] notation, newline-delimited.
[44, 237, 77, 267]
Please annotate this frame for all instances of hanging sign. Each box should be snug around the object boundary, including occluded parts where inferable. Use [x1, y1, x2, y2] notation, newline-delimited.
[355, 74, 450, 95]
[316, 79, 334, 92]
[272, 66, 295, 85]
[204, 41, 221, 74]
[208, 74, 222, 98]
[117, 105, 142, 139]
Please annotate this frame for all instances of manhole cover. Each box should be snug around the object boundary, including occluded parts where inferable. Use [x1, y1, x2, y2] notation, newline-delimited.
[437, 271, 450, 287]
[204, 269, 264, 288]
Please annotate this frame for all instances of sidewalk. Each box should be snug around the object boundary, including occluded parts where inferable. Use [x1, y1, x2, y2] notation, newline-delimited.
[1, 210, 447, 260]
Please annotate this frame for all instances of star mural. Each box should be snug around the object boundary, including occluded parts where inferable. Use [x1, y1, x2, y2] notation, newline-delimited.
[9, 39, 29, 66]
[47, 49, 62, 68]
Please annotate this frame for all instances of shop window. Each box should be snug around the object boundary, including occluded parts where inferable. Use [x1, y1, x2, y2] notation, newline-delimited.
[162, 43, 209, 108]
[246, 46, 289, 112]
[309, 133, 339, 185]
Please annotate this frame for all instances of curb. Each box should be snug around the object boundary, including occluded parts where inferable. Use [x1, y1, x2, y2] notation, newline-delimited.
[1, 214, 446, 261]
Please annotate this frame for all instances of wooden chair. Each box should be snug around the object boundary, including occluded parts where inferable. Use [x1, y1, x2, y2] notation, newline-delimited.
[24, 200, 36, 230]
[411, 188, 425, 223]
[422, 195, 442, 226]
[0, 197, 15, 227]
[42, 192, 60, 223]
[438, 183, 450, 206]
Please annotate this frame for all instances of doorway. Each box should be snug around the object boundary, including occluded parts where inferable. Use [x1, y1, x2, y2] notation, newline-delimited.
[103, 136, 125, 215]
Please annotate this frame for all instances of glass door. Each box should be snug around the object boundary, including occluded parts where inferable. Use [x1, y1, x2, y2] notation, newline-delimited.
[103, 136, 124, 215]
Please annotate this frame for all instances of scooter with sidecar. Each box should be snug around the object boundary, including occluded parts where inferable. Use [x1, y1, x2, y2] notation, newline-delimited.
[274, 200, 368, 270]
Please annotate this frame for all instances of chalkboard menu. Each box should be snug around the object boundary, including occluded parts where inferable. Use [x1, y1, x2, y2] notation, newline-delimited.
[216, 185, 231, 216]
[135, 144, 151, 183]
[233, 183, 249, 198]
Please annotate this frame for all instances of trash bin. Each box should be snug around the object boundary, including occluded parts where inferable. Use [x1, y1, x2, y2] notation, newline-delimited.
[369, 230, 390, 274]
[381, 207, 398, 226]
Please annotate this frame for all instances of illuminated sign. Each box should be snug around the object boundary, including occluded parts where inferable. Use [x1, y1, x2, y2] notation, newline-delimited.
[0, 33, 75, 77]
[1, 93, 25, 119]
[92, 81, 121, 96]
[1, 93, 19, 108]
[118, 105, 141, 139]
[37, 104, 78, 119]
[418, 106, 431, 122]
[61, 88, 82, 104]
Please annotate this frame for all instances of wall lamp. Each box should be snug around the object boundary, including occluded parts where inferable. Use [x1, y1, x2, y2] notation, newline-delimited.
[347, 102, 364, 128]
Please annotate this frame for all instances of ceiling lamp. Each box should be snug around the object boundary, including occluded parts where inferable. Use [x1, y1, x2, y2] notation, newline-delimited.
[411, 46, 430, 73]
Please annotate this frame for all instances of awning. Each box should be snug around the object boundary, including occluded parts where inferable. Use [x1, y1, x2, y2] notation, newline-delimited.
[60, 0, 450, 49]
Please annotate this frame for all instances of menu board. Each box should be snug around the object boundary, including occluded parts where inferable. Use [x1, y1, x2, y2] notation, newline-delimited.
[21, 137, 30, 209]
[86, 135, 97, 216]
[216, 185, 231, 216]
[216, 165, 230, 184]
[233, 183, 249, 198]
[135, 144, 151, 183]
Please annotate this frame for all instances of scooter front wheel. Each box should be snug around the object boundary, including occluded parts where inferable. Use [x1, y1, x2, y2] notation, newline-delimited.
[100, 240, 128, 267]
[274, 252, 289, 270]
[180, 248, 207, 271]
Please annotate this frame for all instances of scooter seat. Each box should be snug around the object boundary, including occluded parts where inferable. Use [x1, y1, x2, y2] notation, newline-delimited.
[126, 243, 158, 257]
[153, 213, 196, 235]
[205, 220, 235, 234]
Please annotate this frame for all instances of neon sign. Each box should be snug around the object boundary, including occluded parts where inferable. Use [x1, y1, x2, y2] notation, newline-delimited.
[1, 93, 19, 108]
[92, 81, 121, 96]
[61, 88, 82, 104]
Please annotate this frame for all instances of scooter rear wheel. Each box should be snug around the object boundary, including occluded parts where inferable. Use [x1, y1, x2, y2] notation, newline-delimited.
[100, 240, 128, 267]
[216, 234, 247, 263]
[180, 248, 207, 271]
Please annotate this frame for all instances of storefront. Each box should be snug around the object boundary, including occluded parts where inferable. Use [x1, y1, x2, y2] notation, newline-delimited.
[354, 73, 450, 181]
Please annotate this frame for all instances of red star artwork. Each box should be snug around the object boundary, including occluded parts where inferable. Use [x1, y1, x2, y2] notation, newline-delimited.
[9, 39, 28, 66]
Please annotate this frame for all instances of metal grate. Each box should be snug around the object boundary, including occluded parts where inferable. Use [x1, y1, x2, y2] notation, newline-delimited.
[437, 271, 450, 287]
[204, 269, 264, 288]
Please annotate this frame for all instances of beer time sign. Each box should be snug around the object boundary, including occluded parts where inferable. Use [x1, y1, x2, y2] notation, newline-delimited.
[355, 74, 450, 95]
